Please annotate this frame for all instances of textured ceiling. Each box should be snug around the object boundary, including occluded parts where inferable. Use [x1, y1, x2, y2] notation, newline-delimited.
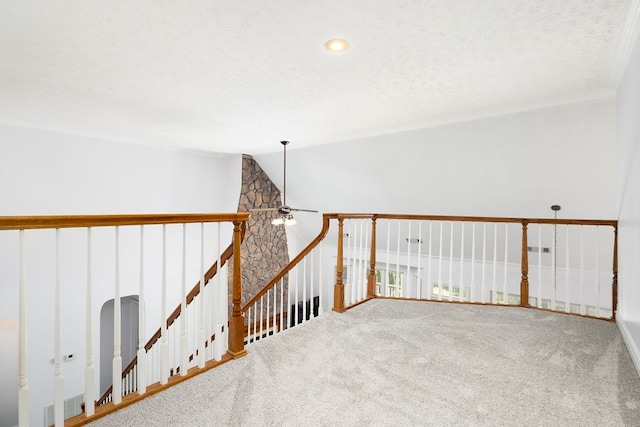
[0, 1, 634, 155]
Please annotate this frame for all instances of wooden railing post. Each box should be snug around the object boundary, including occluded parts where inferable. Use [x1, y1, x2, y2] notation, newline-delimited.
[612, 225, 618, 320]
[367, 217, 377, 298]
[228, 220, 247, 358]
[333, 218, 346, 312]
[520, 220, 529, 307]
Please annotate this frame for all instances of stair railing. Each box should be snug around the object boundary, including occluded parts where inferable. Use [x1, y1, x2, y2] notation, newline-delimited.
[0, 213, 249, 427]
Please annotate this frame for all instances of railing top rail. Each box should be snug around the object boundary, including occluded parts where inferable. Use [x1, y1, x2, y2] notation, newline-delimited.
[0, 212, 250, 231]
[328, 213, 616, 227]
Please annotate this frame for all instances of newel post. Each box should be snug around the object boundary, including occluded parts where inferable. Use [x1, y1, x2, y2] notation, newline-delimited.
[367, 217, 377, 298]
[333, 218, 346, 312]
[612, 224, 618, 320]
[228, 220, 247, 358]
[520, 220, 529, 307]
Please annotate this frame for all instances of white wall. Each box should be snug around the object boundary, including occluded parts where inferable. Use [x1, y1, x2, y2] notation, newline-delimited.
[255, 97, 617, 224]
[616, 27, 640, 374]
[0, 123, 242, 426]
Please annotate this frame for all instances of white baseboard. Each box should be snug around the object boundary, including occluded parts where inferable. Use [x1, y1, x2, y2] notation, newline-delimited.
[617, 314, 640, 377]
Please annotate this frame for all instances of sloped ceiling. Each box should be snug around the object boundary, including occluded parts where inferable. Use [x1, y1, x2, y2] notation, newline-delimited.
[0, 1, 634, 155]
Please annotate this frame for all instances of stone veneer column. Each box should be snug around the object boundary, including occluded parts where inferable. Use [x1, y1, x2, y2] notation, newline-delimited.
[228, 155, 290, 309]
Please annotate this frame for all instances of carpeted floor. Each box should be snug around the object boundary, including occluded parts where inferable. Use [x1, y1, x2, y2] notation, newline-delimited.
[88, 299, 640, 426]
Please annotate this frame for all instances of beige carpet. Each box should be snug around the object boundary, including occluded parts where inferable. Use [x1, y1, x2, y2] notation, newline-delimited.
[88, 299, 640, 426]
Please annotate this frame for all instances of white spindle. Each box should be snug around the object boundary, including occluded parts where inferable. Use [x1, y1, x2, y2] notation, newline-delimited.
[459, 223, 465, 301]
[596, 226, 601, 317]
[580, 226, 585, 315]
[137, 226, 147, 395]
[481, 223, 487, 304]
[448, 222, 454, 302]
[565, 225, 570, 313]
[416, 221, 423, 299]
[280, 278, 285, 331]
[551, 223, 557, 310]
[18, 230, 29, 427]
[113, 227, 122, 404]
[294, 271, 299, 326]
[406, 221, 412, 299]
[272, 285, 277, 332]
[385, 220, 391, 297]
[286, 272, 291, 330]
[395, 220, 401, 298]
[427, 221, 433, 300]
[318, 243, 324, 315]
[470, 223, 476, 302]
[502, 224, 508, 305]
[260, 295, 264, 338]
[180, 224, 188, 377]
[438, 222, 443, 301]
[492, 224, 498, 304]
[310, 250, 315, 318]
[302, 259, 307, 322]
[85, 228, 95, 416]
[363, 220, 370, 299]
[54, 229, 64, 426]
[198, 223, 205, 368]
[214, 224, 223, 361]
[160, 225, 169, 384]
[537, 225, 542, 308]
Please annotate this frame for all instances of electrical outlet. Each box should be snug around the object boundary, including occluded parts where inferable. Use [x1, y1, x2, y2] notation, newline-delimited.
[63, 354, 75, 362]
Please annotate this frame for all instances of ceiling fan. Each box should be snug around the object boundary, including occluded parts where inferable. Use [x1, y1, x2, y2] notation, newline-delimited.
[251, 140, 318, 225]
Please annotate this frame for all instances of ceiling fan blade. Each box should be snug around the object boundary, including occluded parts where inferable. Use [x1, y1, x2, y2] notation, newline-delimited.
[249, 208, 279, 212]
[289, 207, 319, 213]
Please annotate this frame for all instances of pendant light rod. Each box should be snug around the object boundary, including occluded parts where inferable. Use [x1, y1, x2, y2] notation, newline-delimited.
[281, 140, 289, 206]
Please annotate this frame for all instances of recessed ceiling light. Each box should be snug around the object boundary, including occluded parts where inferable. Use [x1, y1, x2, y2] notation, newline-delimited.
[326, 39, 348, 52]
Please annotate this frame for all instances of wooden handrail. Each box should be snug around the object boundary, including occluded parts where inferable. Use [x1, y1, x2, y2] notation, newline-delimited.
[241, 214, 333, 312]
[0, 213, 250, 231]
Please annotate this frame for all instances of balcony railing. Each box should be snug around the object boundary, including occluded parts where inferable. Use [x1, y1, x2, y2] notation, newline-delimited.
[0, 213, 249, 427]
[2, 212, 616, 426]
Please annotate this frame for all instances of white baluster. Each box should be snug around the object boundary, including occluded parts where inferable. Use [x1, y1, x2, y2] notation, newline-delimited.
[537, 225, 542, 308]
[137, 225, 147, 395]
[416, 222, 422, 299]
[565, 225, 570, 313]
[85, 228, 96, 415]
[309, 249, 315, 318]
[18, 230, 29, 427]
[551, 223, 557, 310]
[280, 278, 285, 331]
[318, 243, 324, 315]
[359, 219, 366, 300]
[481, 223, 487, 304]
[470, 223, 476, 302]
[294, 271, 299, 326]
[287, 272, 292, 329]
[502, 224, 508, 305]
[54, 229, 64, 425]
[302, 259, 307, 322]
[180, 224, 188, 376]
[266, 290, 271, 334]
[448, 222, 454, 302]
[214, 224, 223, 361]
[406, 221, 412, 299]
[113, 227, 122, 404]
[596, 226, 601, 317]
[580, 226, 585, 314]
[160, 225, 169, 384]
[260, 295, 264, 338]
[459, 223, 465, 301]
[395, 220, 401, 298]
[492, 224, 498, 304]
[427, 221, 433, 300]
[198, 223, 206, 368]
[438, 222, 443, 301]
[385, 220, 391, 297]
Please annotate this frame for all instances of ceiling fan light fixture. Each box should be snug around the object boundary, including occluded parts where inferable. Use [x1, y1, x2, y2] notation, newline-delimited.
[326, 39, 348, 52]
[284, 214, 296, 226]
[272, 216, 285, 226]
